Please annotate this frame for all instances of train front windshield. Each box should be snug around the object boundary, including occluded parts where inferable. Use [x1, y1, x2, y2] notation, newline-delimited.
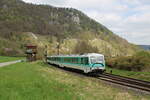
[90, 56, 104, 64]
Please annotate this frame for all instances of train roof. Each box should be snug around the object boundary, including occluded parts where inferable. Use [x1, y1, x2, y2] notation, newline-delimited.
[47, 53, 104, 58]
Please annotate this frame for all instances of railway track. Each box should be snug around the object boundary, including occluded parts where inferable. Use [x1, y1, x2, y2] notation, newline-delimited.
[48, 64, 150, 94]
[97, 73, 150, 93]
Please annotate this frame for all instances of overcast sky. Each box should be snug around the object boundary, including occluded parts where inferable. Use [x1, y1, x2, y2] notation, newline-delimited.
[23, 0, 150, 45]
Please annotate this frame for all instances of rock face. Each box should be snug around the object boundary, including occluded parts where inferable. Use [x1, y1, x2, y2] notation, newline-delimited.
[0, 0, 140, 56]
[72, 14, 80, 24]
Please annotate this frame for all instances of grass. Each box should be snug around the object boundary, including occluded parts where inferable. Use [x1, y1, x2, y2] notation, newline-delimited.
[106, 67, 150, 82]
[0, 61, 149, 100]
[0, 56, 24, 63]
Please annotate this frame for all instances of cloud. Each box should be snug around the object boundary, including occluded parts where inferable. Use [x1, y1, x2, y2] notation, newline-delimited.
[87, 12, 123, 28]
[113, 12, 150, 45]
[22, 0, 150, 45]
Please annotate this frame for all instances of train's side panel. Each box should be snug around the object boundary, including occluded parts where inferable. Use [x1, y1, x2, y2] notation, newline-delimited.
[47, 56, 91, 73]
[47, 55, 105, 73]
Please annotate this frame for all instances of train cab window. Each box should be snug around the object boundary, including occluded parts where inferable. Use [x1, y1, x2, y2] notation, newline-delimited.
[90, 56, 103, 64]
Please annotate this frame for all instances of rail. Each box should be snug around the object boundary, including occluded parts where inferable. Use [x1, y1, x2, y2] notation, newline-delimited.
[97, 73, 150, 93]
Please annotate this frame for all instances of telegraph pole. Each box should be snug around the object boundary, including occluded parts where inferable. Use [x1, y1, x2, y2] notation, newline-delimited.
[57, 43, 60, 55]
[45, 45, 48, 62]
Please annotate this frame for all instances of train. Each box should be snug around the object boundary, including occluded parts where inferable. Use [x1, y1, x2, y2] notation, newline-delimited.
[46, 53, 105, 73]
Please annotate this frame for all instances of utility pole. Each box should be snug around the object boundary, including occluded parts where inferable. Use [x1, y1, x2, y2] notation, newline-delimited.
[57, 43, 60, 55]
[45, 45, 48, 62]
[56, 33, 64, 55]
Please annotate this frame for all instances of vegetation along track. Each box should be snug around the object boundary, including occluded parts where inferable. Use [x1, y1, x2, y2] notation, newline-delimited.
[48, 63, 150, 94]
[97, 73, 150, 93]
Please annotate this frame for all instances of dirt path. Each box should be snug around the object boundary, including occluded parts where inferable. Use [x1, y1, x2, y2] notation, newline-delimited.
[0, 60, 21, 68]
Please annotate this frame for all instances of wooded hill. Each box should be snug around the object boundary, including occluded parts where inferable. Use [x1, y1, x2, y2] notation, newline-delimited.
[0, 0, 139, 57]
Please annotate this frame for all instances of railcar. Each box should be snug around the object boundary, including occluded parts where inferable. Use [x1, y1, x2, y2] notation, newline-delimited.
[47, 53, 105, 73]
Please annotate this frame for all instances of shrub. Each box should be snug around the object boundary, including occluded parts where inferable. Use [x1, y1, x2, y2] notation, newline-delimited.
[106, 51, 150, 72]
[73, 40, 99, 54]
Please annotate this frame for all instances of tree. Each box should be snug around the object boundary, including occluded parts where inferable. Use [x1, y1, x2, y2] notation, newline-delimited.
[73, 40, 99, 54]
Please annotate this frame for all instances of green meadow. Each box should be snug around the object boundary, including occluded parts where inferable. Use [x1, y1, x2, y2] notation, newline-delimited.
[0, 61, 149, 100]
[106, 67, 150, 82]
[0, 56, 24, 63]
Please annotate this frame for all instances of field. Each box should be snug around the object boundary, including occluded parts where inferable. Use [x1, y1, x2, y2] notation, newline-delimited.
[0, 56, 24, 63]
[0, 61, 149, 100]
[106, 67, 150, 82]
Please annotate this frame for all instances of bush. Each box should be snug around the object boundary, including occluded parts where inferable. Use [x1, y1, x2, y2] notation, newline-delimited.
[73, 40, 99, 54]
[106, 51, 150, 72]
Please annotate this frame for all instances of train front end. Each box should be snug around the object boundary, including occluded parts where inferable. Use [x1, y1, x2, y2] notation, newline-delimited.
[89, 53, 105, 73]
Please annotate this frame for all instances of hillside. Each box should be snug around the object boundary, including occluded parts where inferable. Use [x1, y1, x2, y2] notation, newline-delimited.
[0, 0, 139, 57]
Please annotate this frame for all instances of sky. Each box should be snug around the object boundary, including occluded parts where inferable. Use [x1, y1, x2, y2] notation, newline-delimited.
[22, 0, 150, 45]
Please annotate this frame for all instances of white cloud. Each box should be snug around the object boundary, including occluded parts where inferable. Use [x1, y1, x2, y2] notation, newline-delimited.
[87, 12, 123, 28]
[123, 0, 141, 6]
[113, 12, 150, 45]
[22, 0, 150, 45]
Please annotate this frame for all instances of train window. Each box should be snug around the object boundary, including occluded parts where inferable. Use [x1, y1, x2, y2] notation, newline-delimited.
[64, 58, 65, 62]
[61, 57, 63, 62]
[90, 56, 103, 64]
[68, 58, 70, 63]
[67, 58, 69, 63]
[72, 58, 75, 63]
[76, 58, 78, 63]
[75, 58, 77, 63]
[76, 58, 79, 64]
[81, 58, 84, 64]
[64, 58, 66, 62]
[80, 57, 88, 65]
[84, 57, 88, 65]
[77, 58, 80, 64]
[72, 58, 73, 63]
[78, 58, 81, 64]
